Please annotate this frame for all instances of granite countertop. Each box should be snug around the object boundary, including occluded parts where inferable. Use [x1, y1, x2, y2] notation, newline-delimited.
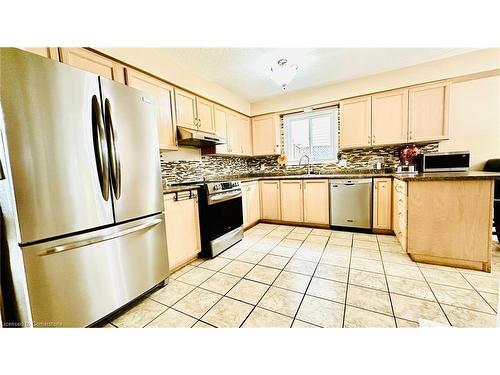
[392, 171, 500, 181]
[163, 170, 500, 193]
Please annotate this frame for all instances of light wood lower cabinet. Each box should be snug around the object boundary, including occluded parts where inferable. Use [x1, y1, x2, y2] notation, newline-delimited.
[260, 181, 281, 220]
[242, 181, 261, 229]
[59, 48, 125, 83]
[164, 190, 201, 272]
[393, 179, 408, 252]
[373, 178, 392, 230]
[251, 114, 281, 156]
[125, 68, 177, 150]
[407, 179, 493, 271]
[303, 180, 330, 225]
[279, 180, 304, 222]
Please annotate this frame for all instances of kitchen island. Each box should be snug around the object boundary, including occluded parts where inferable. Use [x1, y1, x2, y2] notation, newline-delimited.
[392, 171, 500, 272]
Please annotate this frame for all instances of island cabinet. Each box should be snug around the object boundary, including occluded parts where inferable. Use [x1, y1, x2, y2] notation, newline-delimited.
[373, 178, 393, 231]
[59, 48, 125, 83]
[280, 180, 304, 222]
[406, 179, 493, 272]
[164, 189, 201, 272]
[260, 181, 281, 220]
[242, 181, 261, 229]
[251, 114, 281, 156]
[303, 180, 330, 225]
[125, 68, 177, 150]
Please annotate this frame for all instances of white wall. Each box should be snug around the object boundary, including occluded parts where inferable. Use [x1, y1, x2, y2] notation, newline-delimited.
[440, 76, 500, 170]
[250, 49, 500, 116]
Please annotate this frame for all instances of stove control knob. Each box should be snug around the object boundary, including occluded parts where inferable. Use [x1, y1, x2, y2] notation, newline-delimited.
[233, 182, 238, 187]
[213, 184, 221, 191]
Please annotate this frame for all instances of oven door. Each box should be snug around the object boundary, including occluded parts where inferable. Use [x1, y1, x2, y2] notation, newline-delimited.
[206, 190, 244, 241]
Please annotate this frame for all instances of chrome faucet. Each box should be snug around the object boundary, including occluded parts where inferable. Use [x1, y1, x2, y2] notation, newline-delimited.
[299, 155, 311, 175]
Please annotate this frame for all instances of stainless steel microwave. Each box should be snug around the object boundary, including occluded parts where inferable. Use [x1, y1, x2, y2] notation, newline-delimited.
[416, 151, 470, 172]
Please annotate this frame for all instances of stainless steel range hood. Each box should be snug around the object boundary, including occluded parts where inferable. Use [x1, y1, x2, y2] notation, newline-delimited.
[177, 126, 225, 147]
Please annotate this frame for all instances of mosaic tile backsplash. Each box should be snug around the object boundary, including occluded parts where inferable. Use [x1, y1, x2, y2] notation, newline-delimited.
[160, 142, 439, 185]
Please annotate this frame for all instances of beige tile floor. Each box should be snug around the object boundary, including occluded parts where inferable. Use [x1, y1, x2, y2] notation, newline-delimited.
[103, 224, 500, 328]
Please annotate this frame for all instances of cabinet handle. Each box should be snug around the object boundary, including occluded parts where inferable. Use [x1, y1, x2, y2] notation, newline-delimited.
[408, 131, 413, 140]
[368, 135, 371, 144]
[372, 135, 376, 144]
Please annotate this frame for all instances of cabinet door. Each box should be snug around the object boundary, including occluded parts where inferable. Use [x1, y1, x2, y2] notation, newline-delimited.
[373, 178, 392, 230]
[226, 112, 242, 155]
[164, 190, 201, 271]
[279, 180, 303, 222]
[303, 180, 329, 225]
[59, 48, 125, 83]
[174, 88, 197, 129]
[196, 97, 215, 133]
[25, 47, 59, 60]
[408, 81, 450, 142]
[372, 89, 408, 146]
[240, 116, 253, 155]
[260, 181, 281, 220]
[248, 181, 261, 225]
[340, 96, 372, 149]
[125, 68, 177, 151]
[214, 105, 230, 154]
[252, 114, 281, 156]
[242, 183, 250, 228]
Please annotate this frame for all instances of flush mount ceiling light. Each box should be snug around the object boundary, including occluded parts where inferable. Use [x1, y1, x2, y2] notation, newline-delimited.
[270, 59, 298, 90]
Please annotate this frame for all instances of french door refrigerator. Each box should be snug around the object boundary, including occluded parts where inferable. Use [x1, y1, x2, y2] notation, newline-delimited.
[0, 48, 169, 327]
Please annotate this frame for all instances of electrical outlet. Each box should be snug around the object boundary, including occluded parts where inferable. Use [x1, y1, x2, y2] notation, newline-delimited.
[338, 159, 347, 167]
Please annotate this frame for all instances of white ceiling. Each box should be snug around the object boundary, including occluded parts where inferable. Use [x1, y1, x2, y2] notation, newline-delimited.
[153, 48, 476, 102]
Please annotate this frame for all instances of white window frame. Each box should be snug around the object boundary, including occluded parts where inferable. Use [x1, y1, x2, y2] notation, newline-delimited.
[283, 108, 339, 165]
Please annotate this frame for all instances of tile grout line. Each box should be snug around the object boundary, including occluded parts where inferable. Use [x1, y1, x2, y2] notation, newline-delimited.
[289, 230, 332, 327]
[375, 237, 399, 327]
[456, 271, 498, 314]
[415, 262, 453, 326]
[341, 234, 354, 328]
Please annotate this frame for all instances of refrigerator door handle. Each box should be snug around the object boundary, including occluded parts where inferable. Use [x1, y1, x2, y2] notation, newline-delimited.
[38, 218, 163, 256]
[91, 95, 110, 201]
[104, 98, 122, 199]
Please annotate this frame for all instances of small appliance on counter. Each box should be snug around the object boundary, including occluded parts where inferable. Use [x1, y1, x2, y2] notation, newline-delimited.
[416, 151, 470, 172]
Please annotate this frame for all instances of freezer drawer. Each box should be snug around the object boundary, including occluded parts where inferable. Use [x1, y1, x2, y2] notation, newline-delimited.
[330, 179, 373, 229]
[21, 214, 168, 327]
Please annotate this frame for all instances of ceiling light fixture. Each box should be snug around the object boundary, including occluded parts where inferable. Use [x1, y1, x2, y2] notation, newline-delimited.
[270, 59, 298, 90]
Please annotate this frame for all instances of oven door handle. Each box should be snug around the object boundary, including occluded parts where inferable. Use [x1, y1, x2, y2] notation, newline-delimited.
[207, 190, 242, 205]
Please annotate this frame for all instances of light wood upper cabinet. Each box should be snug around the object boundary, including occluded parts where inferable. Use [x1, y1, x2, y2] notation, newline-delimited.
[240, 116, 253, 156]
[303, 180, 329, 225]
[59, 48, 125, 83]
[408, 81, 450, 142]
[373, 178, 392, 230]
[252, 114, 281, 156]
[196, 96, 215, 133]
[226, 111, 242, 155]
[279, 180, 303, 222]
[125, 68, 177, 150]
[164, 190, 201, 271]
[260, 181, 281, 221]
[340, 96, 372, 149]
[371, 89, 408, 146]
[214, 105, 230, 154]
[242, 181, 260, 229]
[174, 88, 197, 129]
[25, 47, 59, 60]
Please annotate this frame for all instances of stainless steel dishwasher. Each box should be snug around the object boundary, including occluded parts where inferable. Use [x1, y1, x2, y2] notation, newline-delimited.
[330, 178, 373, 229]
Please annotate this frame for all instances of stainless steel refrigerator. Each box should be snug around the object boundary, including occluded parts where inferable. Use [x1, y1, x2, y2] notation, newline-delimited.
[0, 48, 169, 327]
